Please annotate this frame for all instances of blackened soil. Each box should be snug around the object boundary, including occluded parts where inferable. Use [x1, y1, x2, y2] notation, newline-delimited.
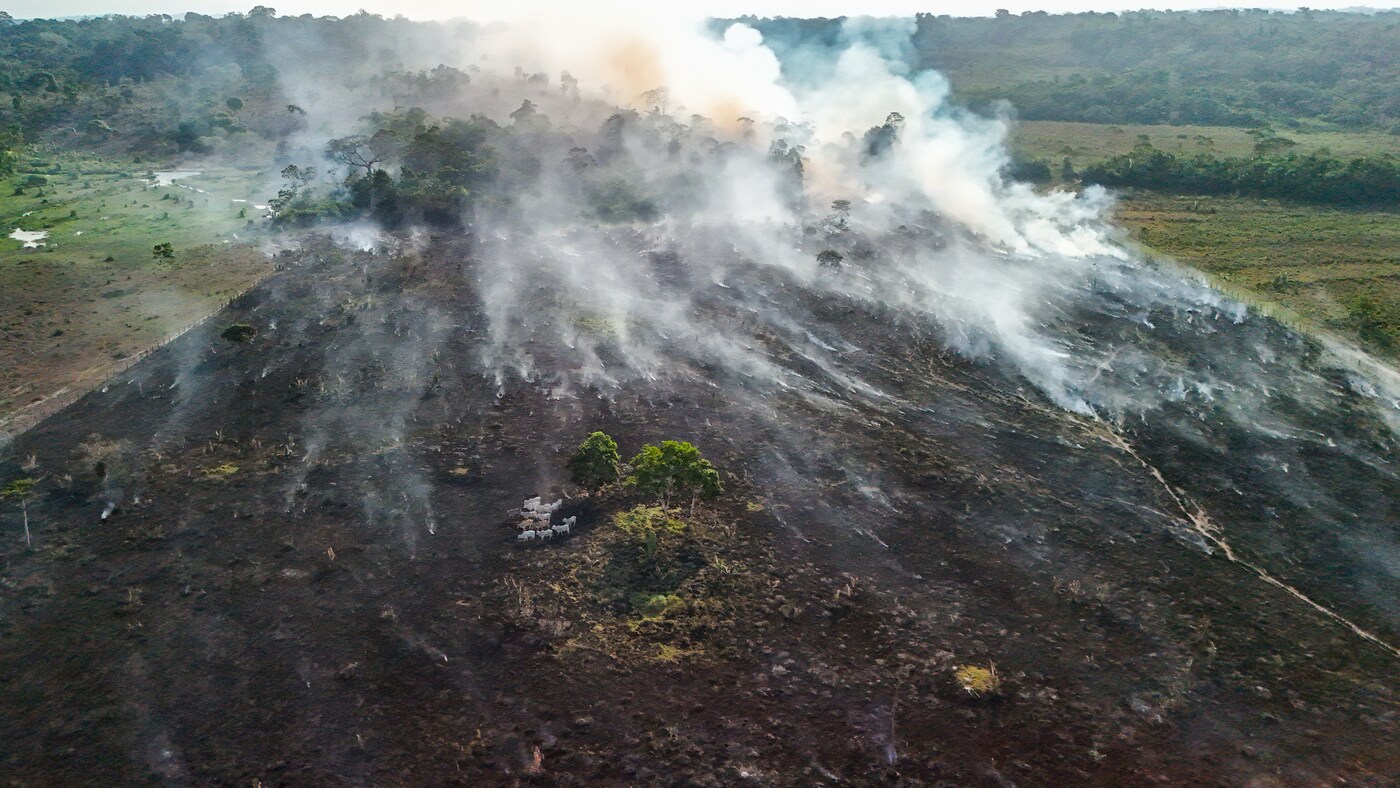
[1, 235, 1396, 786]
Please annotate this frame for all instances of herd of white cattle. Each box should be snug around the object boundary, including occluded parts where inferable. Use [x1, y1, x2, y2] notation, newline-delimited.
[514, 496, 577, 543]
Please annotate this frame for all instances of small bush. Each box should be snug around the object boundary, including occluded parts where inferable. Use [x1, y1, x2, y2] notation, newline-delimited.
[220, 323, 257, 343]
[200, 463, 239, 480]
[954, 664, 1002, 696]
[613, 504, 686, 540]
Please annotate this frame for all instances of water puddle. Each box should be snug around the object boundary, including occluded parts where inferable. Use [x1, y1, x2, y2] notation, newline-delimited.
[149, 170, 202, 186]
[9, 229, 49, 248]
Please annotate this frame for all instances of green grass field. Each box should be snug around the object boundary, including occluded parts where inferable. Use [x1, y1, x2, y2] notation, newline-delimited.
[0, 150, 276, 434]
[1010, 120, 1400, 169]
[997, 119, 1400, 360]
[1114, 194, 1400, 358]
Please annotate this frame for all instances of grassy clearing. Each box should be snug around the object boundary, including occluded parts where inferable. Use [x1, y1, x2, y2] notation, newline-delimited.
[1114, 193, 1400, 358]
[1011, 120, 1400, 170]
[1001, 120, 1400, 360]
[0, 150, 276, 434]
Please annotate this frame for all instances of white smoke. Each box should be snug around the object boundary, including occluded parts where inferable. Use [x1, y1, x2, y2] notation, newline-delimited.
[446, 14, 1131, 416]
[252, 10, 1400, 629]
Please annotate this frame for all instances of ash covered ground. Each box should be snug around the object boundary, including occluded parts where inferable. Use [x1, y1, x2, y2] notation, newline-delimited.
[0, 226, 1396, 785]
[2, 9, 1400, 784]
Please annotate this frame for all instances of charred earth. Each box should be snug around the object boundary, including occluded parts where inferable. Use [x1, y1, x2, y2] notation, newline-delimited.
[1, 230, 1398, 786]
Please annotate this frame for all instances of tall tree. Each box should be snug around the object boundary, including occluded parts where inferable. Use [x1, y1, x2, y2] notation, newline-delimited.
[325, 129, 397, 179]
[628, 440, 722, 512]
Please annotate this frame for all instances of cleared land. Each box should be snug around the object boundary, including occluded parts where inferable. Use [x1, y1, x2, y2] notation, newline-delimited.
[1114, 193, 1400, 357]
[0, 152, 274, 435]
[1011, 120, 1400, 169]
[999, 120, 1400, 359]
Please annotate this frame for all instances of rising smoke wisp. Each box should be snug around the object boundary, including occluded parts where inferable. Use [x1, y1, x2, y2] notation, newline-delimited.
[251, 8, 1400, 638]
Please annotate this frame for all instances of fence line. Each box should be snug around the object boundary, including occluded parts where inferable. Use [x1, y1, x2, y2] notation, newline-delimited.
[1, 267, 279, 440]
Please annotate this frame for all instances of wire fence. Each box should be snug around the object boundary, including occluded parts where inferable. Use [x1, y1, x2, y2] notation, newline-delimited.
[1, 268, 278, 440]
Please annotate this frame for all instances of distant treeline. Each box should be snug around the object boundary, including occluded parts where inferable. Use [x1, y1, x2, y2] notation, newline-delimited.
[735, 10, 1400, 131]
[0, 9, 471, 154]
[4, 7, 1399, 158]
[1076, 146, 1400, 207]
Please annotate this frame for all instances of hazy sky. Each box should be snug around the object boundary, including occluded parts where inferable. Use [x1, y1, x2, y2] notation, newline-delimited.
[7, 0, 1396, 21]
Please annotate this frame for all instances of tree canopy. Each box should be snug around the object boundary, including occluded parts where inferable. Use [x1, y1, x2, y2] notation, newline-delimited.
[627, 440, 722, 509]
[568, 431, 621, 490]
[735, 10, 1400, 131]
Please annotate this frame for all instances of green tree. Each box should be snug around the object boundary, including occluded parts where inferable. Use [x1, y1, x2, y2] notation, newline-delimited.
[816, 249, 844, 269]
[268, 164, 316, 216]
[225, 96, 243, 112]
[152, 242, 174, 260]
[2, 478, 38, 547]
[627, 440, 722, 512]
[325, 130, 397, 179]
[567, 431, 621, 490]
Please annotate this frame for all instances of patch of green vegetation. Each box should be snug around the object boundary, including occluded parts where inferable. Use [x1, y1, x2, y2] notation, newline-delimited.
[220, 323, 257, 343]
[496, 499, 768, 665]
[954, 663, 1002, 697]
[0, 149, 273, 430]
[567, 431, 621, 490]
[1010, 121, 1400, 171]
[573, 313, 620, 338]
[1116, 194, 1400, 358]
[603, 505, 696, 613]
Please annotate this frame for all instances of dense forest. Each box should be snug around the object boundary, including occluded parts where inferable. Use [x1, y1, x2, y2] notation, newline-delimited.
[740, 10, 1400, 131]
[0, 10, 469, 161]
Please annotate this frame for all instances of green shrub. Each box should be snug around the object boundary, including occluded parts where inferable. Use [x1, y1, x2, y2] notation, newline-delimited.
[220, 323, 256, 343]
[567, 431, 620, 489]
[604, 505, 697, 612]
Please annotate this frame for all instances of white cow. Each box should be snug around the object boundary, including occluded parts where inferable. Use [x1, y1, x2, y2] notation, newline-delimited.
[551, 522, 570, 536]
[516, 529, 537, 542]
[538, 528, 553, 541]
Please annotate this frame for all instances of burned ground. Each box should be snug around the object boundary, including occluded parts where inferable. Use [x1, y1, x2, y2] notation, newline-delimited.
[0, 233, 1397, 785]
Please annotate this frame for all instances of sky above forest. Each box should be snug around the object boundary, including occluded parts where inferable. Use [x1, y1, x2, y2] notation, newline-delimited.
[7, 0, 1397, 20]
